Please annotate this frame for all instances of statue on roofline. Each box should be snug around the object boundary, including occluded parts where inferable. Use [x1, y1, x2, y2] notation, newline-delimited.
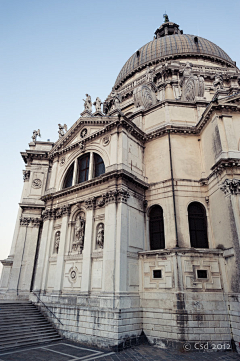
[83, 94, 92, 112]
[32, 129, 41, 142]
[93, 97, 102, 112]
[58, 123, 68, 138]
[163, 14, 169, 23]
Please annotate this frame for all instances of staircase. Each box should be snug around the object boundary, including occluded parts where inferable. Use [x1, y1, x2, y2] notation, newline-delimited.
[0, 301, 61, 351]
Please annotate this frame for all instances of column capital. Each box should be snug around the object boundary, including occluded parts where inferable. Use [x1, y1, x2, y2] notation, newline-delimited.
[220, 178, 240, 196]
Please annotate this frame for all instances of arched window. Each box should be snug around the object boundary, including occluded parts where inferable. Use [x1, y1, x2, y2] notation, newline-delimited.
[78, 153, 90, 183]
[188, 202, 208, 248]
[63, 163, 74, 189]
[94, 153, 105, 177]
[149, 205, 165, 250]
[63, 152, 105, 189]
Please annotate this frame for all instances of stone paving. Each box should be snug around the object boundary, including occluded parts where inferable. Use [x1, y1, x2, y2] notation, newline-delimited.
[0, 341, 239, 361]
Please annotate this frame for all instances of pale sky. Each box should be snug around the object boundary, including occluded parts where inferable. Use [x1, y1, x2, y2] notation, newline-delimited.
[0, 0, 240, 276]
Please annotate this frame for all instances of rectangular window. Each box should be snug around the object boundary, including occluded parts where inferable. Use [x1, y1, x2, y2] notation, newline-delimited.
[153, 269, 162, 279]
[197, 270, 208, 279]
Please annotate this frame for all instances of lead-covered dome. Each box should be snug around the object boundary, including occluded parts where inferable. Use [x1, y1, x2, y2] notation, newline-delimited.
[114, 20, 235, 89]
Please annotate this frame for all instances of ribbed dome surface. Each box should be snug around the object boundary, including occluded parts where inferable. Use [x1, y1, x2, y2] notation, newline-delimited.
[114, 34, 235, 88]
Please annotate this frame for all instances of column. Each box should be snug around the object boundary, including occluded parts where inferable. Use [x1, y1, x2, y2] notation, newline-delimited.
[8, 219, 30, 294]
[33, 216, 54, 292]
[88, 152, 94, 180]
[72, 159, 78, 186]
[81, 204, 94, 292]
[115, 201, 128, 292]
[54, 211, 70, 293]
[102, 201, 117, 292]
[48, 159, 58, 190]
[20, 219, 41, 293]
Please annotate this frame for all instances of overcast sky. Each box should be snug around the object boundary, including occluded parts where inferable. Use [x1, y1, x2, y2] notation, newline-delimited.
[0, 0, 240, 276]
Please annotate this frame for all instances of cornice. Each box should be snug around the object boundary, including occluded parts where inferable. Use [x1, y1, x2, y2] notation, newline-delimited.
[42, 169, 148, 202]
[49, 117, 146, 159]
[196, 92, 240, 132]
[21, 150, 50, 164]
[211, 158, 240, 175]
[50, 117, 115, 156]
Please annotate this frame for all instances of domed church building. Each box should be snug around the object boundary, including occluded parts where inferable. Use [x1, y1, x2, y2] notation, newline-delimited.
[1, 18, 240, 350]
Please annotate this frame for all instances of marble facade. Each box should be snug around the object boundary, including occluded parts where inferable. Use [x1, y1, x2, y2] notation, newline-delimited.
[1, 19, 240, 351]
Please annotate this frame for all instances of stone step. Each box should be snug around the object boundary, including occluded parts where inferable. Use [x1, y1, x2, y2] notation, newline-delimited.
[0, 334, 62, 351]
[0, 319, 49, 327]
[0, 325, 55, 338]
[0, 329, 59, 342]
[0, 315, 46, 323]
[0, 309, 41, 315]
[0, 302, 61, 352]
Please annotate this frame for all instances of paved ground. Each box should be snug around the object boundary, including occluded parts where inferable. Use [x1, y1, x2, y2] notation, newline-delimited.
[0, 341, 239, 361]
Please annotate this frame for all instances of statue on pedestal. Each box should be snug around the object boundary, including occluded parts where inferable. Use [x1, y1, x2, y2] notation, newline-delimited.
[32, 129, 41, 142]
[93, 97, 102, 112]
[83, 94, 92, 112]
[58, 124, 68, 138]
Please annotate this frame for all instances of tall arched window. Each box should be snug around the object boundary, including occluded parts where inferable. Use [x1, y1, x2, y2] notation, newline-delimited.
[149, 205, 165, 250]
[63, 163, 74, 189]
[63, 152, 105, 189]
[94, 153, 105, 177]
[78, 153, 90, 183]
[188, 202, 208, 248]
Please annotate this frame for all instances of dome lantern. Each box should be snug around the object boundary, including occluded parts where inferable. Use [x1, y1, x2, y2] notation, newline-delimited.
[154, 15, 183, 38]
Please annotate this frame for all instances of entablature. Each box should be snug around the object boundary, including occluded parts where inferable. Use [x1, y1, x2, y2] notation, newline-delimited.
[42, 168, 149, 202]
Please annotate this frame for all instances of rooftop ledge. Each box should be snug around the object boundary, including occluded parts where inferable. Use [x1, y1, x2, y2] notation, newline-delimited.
[138, 247, 234, 258]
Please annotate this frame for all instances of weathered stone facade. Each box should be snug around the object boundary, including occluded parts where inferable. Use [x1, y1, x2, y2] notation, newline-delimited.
[1, 19, 240, 351]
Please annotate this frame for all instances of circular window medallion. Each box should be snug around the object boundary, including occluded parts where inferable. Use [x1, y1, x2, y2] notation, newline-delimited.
[102, 135, 110, 146]
[68, 266, 78, 283]
[32, 179, 42, 189]
[60, 157, 65, 166]
[70, 270, 76, 280]
[80, 128, 87, 138]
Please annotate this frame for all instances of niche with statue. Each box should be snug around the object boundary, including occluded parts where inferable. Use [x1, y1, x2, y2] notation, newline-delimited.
[96, 223, 104, 249]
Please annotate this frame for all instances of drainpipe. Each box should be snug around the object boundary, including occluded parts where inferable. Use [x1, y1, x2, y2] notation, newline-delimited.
[168, 130, 179, 247]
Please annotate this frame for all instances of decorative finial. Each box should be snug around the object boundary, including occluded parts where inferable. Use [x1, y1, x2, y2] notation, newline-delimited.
[163, 13, 169, 23]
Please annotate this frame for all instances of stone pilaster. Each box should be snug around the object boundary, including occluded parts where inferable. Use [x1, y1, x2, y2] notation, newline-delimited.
[54, 212, 70, 293]
[81, 201, 94, 292]
[33, 217, 54, 292]
[102, 202, 117, 293]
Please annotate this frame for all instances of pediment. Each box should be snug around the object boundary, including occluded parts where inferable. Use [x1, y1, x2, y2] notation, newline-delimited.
[217, 93, 240, 106]
[49, 116, 113, 156]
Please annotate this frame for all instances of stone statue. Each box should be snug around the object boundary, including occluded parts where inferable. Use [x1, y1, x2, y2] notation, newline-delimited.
[32, 129, 41, 142]
[93, 97, 102, 112]
[182, 62, 192, 78]
[54, 231, 60, 254]
[58, 124, 67, 138]
[146, 66, 154, 83]
[72, 215, 85, 252]
[163, 14, 169, 23]
[213, 73, 223, 90]
[180, 62, 205, 101]
[96, 223, 104, 248]
[83, 94, 92, 112]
